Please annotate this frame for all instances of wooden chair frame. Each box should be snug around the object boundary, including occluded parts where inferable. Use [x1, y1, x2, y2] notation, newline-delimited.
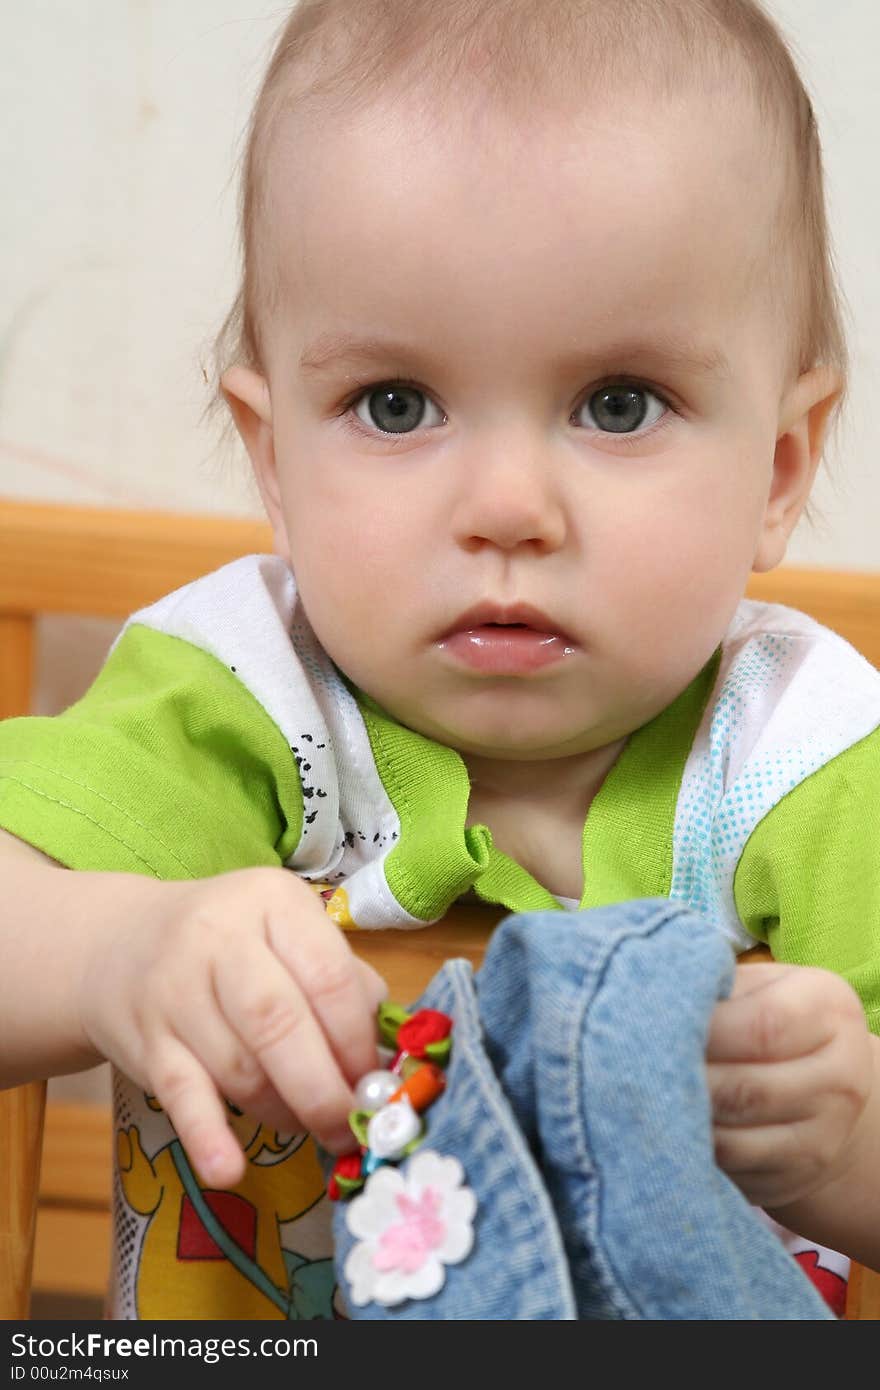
[1, 495, 879, 1319]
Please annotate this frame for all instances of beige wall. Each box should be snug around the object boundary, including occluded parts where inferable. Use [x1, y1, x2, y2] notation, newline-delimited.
[2, 3, 878, 1100]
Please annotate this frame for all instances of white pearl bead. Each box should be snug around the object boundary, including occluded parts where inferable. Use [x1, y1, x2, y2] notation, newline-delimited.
[354, 1069, 400, 1111]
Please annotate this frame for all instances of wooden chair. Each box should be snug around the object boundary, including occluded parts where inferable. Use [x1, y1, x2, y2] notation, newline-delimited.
[1, 495, 879, 1319]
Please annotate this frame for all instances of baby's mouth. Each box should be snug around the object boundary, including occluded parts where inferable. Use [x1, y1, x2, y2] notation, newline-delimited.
[440, 601, 573, 641]
[437, 603, 577, 675]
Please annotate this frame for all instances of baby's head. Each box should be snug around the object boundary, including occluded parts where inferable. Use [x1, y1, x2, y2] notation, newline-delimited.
[220, 0, 847, 764]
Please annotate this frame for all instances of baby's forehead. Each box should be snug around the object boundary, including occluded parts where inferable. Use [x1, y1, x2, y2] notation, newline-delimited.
[251, 78, 790, 399]
[266, 69, 772, 239]
[261, 74, 780, 287]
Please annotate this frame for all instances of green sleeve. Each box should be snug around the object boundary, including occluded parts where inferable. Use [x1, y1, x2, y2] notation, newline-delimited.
[0, 623, 303, 879]
[733, 728, 880, 1035]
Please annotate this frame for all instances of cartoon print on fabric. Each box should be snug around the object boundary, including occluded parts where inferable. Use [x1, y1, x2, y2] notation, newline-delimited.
[794, 1250, 848, 1319]
[311, 881, 355, 928]
[758, 1211, 850, 1320]
[115, 1094, 338, 1319]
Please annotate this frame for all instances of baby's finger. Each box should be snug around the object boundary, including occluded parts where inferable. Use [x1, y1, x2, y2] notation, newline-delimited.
[148, 1036, 246, 1188]
[713, 1119, 802, 1174]
[213, 945, 355, 1152]
[163, 978, 302, 1135]
[268, 916, 381, 1085]
[707, 968, 842, 1064]
[711, 1114, 825, 1202]
[707, 1053, 833, 1128]
[355, 957, 389, 1011]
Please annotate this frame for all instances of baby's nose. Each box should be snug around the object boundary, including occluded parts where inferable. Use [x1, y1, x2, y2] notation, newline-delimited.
[451, 445, 567, 553]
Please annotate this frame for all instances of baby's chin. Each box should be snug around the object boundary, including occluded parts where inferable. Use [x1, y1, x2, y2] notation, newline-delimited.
[389, 698, 626, 764]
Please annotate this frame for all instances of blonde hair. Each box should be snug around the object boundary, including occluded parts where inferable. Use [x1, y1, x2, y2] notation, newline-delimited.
[211, 0, 849, 438]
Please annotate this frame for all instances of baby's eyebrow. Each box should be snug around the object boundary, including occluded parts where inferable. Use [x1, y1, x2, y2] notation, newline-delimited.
[300, 334, 421, 375]
[298, 330, 731, 381]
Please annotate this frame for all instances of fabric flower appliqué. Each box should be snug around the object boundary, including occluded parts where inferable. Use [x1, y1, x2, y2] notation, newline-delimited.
[343, 1150, 476, 1307]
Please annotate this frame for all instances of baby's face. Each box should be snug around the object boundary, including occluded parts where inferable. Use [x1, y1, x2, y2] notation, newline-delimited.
[233, 86, 830, 762]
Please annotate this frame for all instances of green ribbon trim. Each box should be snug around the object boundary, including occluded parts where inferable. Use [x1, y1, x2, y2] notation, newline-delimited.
[333, 1172, 365, 1198]
[377, 1001, 411, 1048]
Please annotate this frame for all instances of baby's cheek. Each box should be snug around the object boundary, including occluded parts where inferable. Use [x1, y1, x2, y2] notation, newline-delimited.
[616, 524, 751, 652]
[287, 528, 405, 689]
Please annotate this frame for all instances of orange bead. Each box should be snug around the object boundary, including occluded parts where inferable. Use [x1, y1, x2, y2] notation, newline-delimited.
[389, 1062, 446, 1112]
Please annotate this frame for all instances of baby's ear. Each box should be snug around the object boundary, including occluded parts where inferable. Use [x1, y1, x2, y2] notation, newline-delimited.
[221, 365, 291, 563]
[752, 364, 842, 574]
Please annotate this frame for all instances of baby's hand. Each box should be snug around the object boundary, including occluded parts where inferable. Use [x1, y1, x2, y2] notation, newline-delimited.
[77, 867, 387, 1188]
[706, 961, 874, 1210]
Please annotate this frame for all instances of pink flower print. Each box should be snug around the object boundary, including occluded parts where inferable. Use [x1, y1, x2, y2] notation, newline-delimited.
[372, 1188, 445, 1274]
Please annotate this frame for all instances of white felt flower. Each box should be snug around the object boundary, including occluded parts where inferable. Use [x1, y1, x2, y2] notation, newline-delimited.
[343, 1150, 476, 1307]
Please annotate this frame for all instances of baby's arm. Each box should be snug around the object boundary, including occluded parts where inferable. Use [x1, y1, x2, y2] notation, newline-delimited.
[0, 827, 137, 1082]
[707, 960, 880, 1271]
[0, 827, 386, 1185]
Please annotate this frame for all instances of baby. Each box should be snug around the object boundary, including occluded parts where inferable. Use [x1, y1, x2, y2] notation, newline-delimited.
[1, 0, 879, 1319]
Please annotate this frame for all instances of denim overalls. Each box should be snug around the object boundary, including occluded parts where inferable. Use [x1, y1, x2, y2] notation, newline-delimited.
[329, 899, 833, 1319]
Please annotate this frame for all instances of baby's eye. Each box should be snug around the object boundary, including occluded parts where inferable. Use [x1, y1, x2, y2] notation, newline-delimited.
[352, 382, 445, 435]
[347, 379, 668, 439]
[575, 384, 667, 435]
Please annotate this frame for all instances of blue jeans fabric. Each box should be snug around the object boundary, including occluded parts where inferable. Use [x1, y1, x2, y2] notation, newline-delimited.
[330, 899, 833, 1319]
